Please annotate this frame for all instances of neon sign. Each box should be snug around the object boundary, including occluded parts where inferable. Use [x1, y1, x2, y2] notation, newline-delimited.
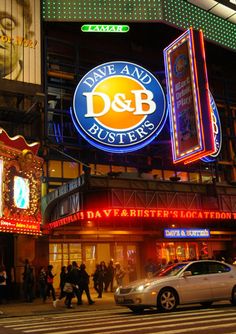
[71, 61, 167, 153]
[81, 24, 130, 33]
[201, 92, 222, 163]
[164, 229, 210, 238]
[0, 217, 41, 235]
[164, 28, 215, 164]
[44, 208, 236, 231]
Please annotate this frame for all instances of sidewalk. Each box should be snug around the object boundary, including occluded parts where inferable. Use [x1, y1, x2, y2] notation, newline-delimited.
[0, 292, 119, 318]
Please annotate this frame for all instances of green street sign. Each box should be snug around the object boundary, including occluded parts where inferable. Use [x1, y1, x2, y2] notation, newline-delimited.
[81, 24, 130, 33]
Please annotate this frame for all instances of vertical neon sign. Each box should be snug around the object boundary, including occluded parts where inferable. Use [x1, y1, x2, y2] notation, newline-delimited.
[0, 159, 3, 217]
[164, 28, 215, 164]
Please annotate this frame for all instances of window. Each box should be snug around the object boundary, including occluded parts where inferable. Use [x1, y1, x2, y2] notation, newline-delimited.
[187, 262, 208, 275]
[208, 262, 231, 274]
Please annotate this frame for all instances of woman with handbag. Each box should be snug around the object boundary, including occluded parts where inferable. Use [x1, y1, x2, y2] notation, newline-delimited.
[53, 264, 74, 308]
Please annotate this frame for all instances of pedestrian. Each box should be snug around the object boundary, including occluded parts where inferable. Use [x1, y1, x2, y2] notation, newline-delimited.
[105, 260, 115, 292]
[22, 260, 34, 302]
[0, 265, 7, 304]
[59, 266, 67, 299]
[38, 266, 47, 302]
[115, 263, 125, 287]
[92, 264, 103, 298]
[54, 264, 74, 308]
[69, 261, 81, 305]
[78, 264, 94, 305]
[46, 265, 56, 302]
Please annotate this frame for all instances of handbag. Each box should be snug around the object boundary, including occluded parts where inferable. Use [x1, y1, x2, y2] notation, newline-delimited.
[63, 282, 73, 293]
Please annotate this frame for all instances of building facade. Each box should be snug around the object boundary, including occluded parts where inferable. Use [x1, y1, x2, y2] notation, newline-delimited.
[0, 0, 235, 293]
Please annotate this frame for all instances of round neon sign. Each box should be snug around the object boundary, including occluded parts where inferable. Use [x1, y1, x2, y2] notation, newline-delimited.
[71, 61, 167, 153]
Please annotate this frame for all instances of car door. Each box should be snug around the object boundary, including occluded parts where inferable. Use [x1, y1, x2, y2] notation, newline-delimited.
[178, 262, 213, 304]
[207, 262, 234, 300]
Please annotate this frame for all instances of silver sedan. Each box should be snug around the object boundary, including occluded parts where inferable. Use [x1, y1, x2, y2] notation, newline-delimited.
[114, 260, 236, 313]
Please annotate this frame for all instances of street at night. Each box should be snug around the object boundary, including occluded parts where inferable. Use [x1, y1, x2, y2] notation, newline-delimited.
[0, 303, 236, 334]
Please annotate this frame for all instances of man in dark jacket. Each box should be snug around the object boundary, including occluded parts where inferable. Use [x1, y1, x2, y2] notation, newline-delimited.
[78, 264, 94, 305]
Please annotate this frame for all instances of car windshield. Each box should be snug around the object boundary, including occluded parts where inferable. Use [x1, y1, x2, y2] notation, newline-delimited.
[154, 263, 188, 277]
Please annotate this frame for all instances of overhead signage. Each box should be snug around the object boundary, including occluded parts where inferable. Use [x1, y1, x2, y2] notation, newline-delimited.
[71, 61, 167, 153]
[164, 228, 210, 238]
[81, 24, 130, 33]
[43, 208, 236, 231]
[201, 92, 222, 163]
[163, 28, 215, 164]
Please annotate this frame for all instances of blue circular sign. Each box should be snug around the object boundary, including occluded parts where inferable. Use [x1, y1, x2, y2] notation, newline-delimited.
[71, 61, 167, 153]
[202, 92, 222, 163]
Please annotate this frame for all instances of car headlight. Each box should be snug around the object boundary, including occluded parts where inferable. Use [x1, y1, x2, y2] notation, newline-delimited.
[115, 287, 120, 294]
[134, 283, 150, 292]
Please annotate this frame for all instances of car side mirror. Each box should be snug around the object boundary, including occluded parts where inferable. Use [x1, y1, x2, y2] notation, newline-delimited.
[183, 271, 192, 277]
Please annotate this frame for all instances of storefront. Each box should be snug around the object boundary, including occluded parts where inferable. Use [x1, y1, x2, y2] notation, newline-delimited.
[0, 128, 44, 297]
[43, 175, 236, 288]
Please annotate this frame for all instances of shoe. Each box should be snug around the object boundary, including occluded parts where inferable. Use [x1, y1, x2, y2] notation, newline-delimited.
[89, 300, 95, 305]
[67, 305, 73, 309]
[77, 301, 82, 305]
[97, 295, 102, 298]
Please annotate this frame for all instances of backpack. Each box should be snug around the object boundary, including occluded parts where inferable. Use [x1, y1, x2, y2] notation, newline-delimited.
[47, 275, 53, 284]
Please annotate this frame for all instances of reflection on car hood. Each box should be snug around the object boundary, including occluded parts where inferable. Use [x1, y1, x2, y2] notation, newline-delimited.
[120, 276, 175, 289]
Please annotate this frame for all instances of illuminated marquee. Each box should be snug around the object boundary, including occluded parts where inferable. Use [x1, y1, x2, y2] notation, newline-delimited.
[163, 28, 215, 164]
[44, 208, 236, 231]
[0, 128, 43, 235]
[71, 61, 167, 153]
[164, 228, 210, 238]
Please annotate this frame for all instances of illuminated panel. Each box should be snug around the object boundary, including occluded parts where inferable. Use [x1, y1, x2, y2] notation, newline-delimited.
[81, 24, 130, 33]
[0, 159, 3, 217]
[42, 0, 236, 51]
[164, 228, 210, 238]
[43, 208, 236, 231]
[14, 176, 30, 209]
[0, 0, 41, 84]
[164, 28, 215, 164]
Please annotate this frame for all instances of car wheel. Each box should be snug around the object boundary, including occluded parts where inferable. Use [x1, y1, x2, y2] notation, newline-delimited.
[200, 302, 213, 308]
[128, 306, 144, 314]
[231, 286, 236, 306]
[157, 288, 178, 312]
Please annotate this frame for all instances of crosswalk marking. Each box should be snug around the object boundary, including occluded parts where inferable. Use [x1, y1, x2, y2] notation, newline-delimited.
[6, 311, 236, 332]
[0, 307, 236, 334]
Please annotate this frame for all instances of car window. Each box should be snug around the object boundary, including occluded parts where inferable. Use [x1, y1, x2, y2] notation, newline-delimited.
[187, 262, 209, 275]
[208, 262, 231, 274]
[156, 263, 187, 277]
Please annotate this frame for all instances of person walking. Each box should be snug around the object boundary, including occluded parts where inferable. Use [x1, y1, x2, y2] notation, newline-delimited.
[105, 260, 115, 292]
[46, 265, 56, 302]
[54, 264, 74, 308]
[77, 264, 94, 305]
[59, 266, 67, 300]
[92, 264, 103, 298]
[115, 263, 125, 287]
